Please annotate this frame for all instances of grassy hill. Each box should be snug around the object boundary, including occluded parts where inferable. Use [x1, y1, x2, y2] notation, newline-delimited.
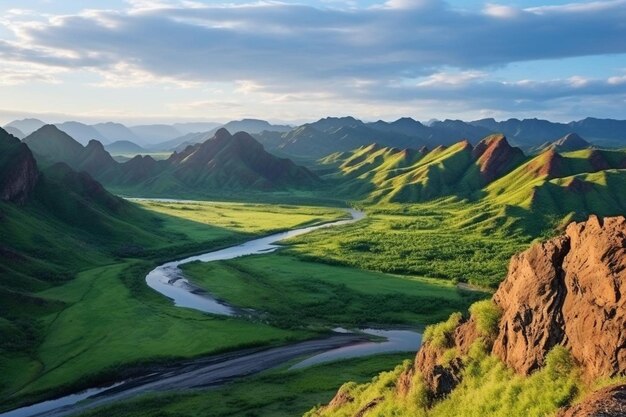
[321, 135, 526, 204]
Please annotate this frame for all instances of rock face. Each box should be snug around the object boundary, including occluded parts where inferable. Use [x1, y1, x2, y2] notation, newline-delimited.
[411, 214, 626, 399]
[557, 385, 626, 417]
[493, 215, 626, 378]
[414, 318, 479, 398]
[0, 129, 39, 203]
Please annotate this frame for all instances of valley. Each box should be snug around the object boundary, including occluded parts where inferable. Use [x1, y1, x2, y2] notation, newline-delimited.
[1, 117, 625, 417]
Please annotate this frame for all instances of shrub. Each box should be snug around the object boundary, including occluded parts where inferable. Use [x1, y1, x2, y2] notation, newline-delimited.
[423, 312, 462, 349]
[469, 299, 501, 337]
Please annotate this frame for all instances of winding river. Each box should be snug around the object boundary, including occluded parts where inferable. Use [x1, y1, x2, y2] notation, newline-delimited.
[1, 206, 422, 417]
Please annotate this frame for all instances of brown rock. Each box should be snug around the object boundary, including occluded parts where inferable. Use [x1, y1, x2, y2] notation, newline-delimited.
[493, 215, 626, 378]
[557, 385, 626, 417]
[414, 319, 478, 398]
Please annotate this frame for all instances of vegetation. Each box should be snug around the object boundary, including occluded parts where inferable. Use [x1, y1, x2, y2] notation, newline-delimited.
[310, 343, 582, 417]
[469, 299, 501, 337]
[289, 201, 532, 288]
[0, 199, 350, 411]
[183, 254, 484, 328]
[422, 312, 463, 349]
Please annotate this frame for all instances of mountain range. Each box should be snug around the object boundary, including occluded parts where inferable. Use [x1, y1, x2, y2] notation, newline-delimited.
[21, 125, 319, 195]
[4, 116, 626, 156]
[16, 122, 626, 234]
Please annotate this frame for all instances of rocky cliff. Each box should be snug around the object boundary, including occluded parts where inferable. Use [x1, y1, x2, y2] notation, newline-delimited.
[318, 215, 626, 416]
[0, 128, 39, 203]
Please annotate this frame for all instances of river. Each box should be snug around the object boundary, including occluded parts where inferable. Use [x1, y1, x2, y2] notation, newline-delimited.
[1, 206, 421, 417]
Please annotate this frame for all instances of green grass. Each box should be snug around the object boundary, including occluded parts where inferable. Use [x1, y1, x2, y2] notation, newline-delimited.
[76, 354, 413, 417]
[183, 253, 484, 328]
[311, 343, 581, 417]
[288, 201, 532, 288]
[0, 200, 349, 411]
[1, 261, 311, 411]
[135, 200, 348, 238]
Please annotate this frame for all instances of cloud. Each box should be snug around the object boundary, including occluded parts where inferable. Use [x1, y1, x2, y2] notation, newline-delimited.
[2, 0, 625, 83]
[0, 0, 625, 120]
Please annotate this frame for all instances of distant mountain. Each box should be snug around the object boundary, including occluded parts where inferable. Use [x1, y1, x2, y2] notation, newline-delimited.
[22, 126, 319, 195]
[568, 117, 626, 146]
[54, 121, 109, 145]
[427, 119, 495, 144]
[3, 126, 25, 139]
[164, 128, 319, 191]
[470, 117, 626, 148]
[105, 140, 147, 154]
[129, 124, 183, 144]
[368, 117, 432, 138]
[539, 133, 591, 153]
[93, 122, 140, 143]
[23, 125, 117, 177]
[172, 122, 222, 135]
[256, 117, 425, 158]
[23, 125, 86, 166]
[322, 135, 524, 202]
[221, 118, 291, 134]
[321, 133, 626, 217]
[4, 118, 46, 136]
[151, 131, 212, 152]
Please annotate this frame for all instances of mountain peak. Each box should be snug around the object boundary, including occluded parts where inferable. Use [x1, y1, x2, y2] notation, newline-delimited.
[472, 134, 525, 183]
[213, 127, 232, 141]
[550, 132, 590, 152]
[0, 128, 39, 203]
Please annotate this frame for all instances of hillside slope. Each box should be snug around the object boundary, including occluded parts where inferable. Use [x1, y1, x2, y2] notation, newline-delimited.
[312, 215, 626, 417]
[322, 134, 525, 203]
[0, 127, 178, 357]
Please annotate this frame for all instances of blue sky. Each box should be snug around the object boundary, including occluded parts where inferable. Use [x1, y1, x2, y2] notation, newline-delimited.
[0, 0, 625, 124]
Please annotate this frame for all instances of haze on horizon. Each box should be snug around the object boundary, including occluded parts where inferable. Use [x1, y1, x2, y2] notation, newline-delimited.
[0, 0, 625, 125]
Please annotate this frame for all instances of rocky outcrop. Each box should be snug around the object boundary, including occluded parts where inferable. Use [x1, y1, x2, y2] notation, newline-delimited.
[493, 215, 626, 378]
[0, 129, 39, 204]
[557, 385, 626, 417]
[405, 214, 625, 401]
[413, 318, 479, 398]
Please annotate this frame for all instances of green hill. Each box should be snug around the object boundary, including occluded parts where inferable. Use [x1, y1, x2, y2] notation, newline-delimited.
[322, 134, 525, 203]
[0, 127, 181, 359]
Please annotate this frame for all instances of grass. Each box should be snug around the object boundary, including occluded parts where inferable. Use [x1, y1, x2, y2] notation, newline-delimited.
[288, 201, 532, 288]
[311, 343, 582, 417]
[0, 200, 349, 411]
[76, 354, 413, 417]
[134, 199, 348, 238]
[182, 253, 485, 328]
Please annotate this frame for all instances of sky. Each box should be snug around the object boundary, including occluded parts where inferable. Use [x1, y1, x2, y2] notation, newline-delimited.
[0, 0, 625, 125]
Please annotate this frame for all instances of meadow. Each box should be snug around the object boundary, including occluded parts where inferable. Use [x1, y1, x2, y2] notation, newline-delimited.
[183, 253, 484, 328]
[0, 202, 347, 411]
[288, 200, 534, 288]
[0, 198, 537, 415]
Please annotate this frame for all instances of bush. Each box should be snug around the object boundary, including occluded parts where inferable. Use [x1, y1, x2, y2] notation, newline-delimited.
[469, 299, 501, 337]
[423, 312, 462, 349]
